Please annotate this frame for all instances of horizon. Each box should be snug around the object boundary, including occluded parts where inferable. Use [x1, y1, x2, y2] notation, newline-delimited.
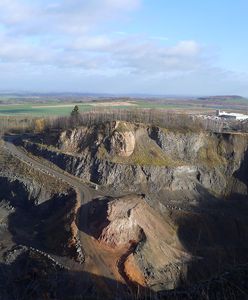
[0, 1, 248, 95]
[0, 91, 247, 99]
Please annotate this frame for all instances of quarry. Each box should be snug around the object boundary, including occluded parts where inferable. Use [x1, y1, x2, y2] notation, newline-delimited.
[0, 0, 247, 298]
[1, 118, 248, 299]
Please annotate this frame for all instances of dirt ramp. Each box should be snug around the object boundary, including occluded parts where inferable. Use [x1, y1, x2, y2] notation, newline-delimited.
[88, 195, 190, 291]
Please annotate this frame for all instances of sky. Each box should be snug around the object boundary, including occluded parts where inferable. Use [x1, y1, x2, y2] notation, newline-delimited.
[0, 0, 247, 96]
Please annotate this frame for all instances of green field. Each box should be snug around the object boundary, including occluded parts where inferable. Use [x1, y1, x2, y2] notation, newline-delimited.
[0, 96, 247, 117]
[0, 102, 188, 117]
[0, 103, 94, 116]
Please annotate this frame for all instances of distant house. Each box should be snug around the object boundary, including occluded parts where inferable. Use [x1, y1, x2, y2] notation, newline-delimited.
[216, 110, 248, 121]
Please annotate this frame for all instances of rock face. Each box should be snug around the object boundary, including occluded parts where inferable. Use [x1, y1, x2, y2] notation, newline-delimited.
[0, 148, 79, 263]
[19, 121, 248, 296]
[24, 121, 248, 200]
[110, 129, 135, 157]
[96, 195, 190, 290]
[99, 197, 144, 248]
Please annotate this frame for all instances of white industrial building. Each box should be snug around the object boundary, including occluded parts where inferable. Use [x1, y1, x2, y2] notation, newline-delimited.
[216, 110, 248, 120]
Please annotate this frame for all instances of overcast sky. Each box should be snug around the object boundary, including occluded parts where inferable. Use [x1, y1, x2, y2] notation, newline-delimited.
[0, 0, 247, 96]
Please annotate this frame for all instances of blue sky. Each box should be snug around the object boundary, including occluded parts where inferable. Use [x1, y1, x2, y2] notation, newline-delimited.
[0, 0, 247, 96]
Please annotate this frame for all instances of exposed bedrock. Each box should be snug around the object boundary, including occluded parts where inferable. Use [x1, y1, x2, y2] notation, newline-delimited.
[0, 174, 79, 259]
[0, 176, 54, 207]
[23, 122, 248, 199]
[84, 193, 248, 292]
[84, 195, 190, 290]
[19, 121, 248, 294]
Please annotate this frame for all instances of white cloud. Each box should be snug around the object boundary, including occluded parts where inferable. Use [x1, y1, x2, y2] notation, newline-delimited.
[0, 0, 246, 94]
[0, 30, 204, 74]
[0, 0, 141, 35]
[0, 0, 204, 74]
[0, 0, 33, 25]
[0, 0, 205, 75]
[166, 41, 201, 57]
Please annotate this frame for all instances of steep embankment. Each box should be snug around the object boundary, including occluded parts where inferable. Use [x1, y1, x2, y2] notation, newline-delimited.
[17, 121, 248, 295]
[23, 121, 248, 199]
[0, 144, 80, 264]
[93, 195, 190, 290]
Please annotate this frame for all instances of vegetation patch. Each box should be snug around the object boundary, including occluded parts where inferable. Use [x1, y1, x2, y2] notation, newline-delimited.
[115, 121, 131, 133]
[197, 139, 227, 167]
[99, 133, 182, 167]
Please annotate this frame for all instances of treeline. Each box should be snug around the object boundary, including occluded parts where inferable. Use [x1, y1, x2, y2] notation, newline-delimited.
[43, 109, 201, 131]
[0, 109, 244, 138]
[0, 116, 45, 137]
[44, 109, 233, 133]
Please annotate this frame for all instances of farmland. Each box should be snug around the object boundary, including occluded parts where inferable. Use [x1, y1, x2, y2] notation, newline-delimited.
[0, 95, 248, 117]
[0, 101, 185, 116]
